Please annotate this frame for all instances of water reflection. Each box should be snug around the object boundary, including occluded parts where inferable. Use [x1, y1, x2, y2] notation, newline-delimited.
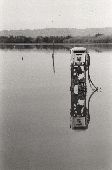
[51, 41, 55, 74]
[52, 53, 55, 74]
[0, 44, 112, 52]
[0, 44, 67, 51]
[1, 44, 112, 170]
[64, 44, 112, 52]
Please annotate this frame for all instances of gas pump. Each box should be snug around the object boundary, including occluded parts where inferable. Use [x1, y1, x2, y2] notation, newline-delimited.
[70, 47, 93, 129]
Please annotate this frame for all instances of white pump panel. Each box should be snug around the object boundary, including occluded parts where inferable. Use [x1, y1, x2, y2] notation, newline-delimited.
[70, 47, 87, 65]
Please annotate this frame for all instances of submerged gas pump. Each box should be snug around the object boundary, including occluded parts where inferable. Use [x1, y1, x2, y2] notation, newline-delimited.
[70, 47, 97, 129]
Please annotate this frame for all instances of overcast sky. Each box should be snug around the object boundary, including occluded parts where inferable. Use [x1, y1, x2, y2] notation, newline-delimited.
[0, 0, 112, 30]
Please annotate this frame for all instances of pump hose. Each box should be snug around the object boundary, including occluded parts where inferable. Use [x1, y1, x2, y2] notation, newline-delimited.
[87, 86, 98, 120]
[88, 66, 98, 91]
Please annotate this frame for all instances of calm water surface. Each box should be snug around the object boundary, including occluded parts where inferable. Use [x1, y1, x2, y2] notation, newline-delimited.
[0, 45, 112, 170]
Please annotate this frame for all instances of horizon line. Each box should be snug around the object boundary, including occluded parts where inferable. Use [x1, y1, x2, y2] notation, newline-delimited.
[0, 27, 112, 31]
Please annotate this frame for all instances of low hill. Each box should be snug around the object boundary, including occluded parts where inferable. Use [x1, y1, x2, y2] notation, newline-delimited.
[0, 27, 112, 37]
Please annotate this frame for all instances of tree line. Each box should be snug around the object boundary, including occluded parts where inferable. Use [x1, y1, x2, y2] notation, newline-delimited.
[63, 34, 112, 43]
[0, 36, 71, 43]
[0, 34, 112, 43]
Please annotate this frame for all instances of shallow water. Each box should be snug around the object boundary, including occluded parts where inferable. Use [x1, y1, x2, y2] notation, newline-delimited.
[0, 45, 112, 170]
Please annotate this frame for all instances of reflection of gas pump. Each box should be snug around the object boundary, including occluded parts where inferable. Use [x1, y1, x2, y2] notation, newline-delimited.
[70, 47, 97, 129]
